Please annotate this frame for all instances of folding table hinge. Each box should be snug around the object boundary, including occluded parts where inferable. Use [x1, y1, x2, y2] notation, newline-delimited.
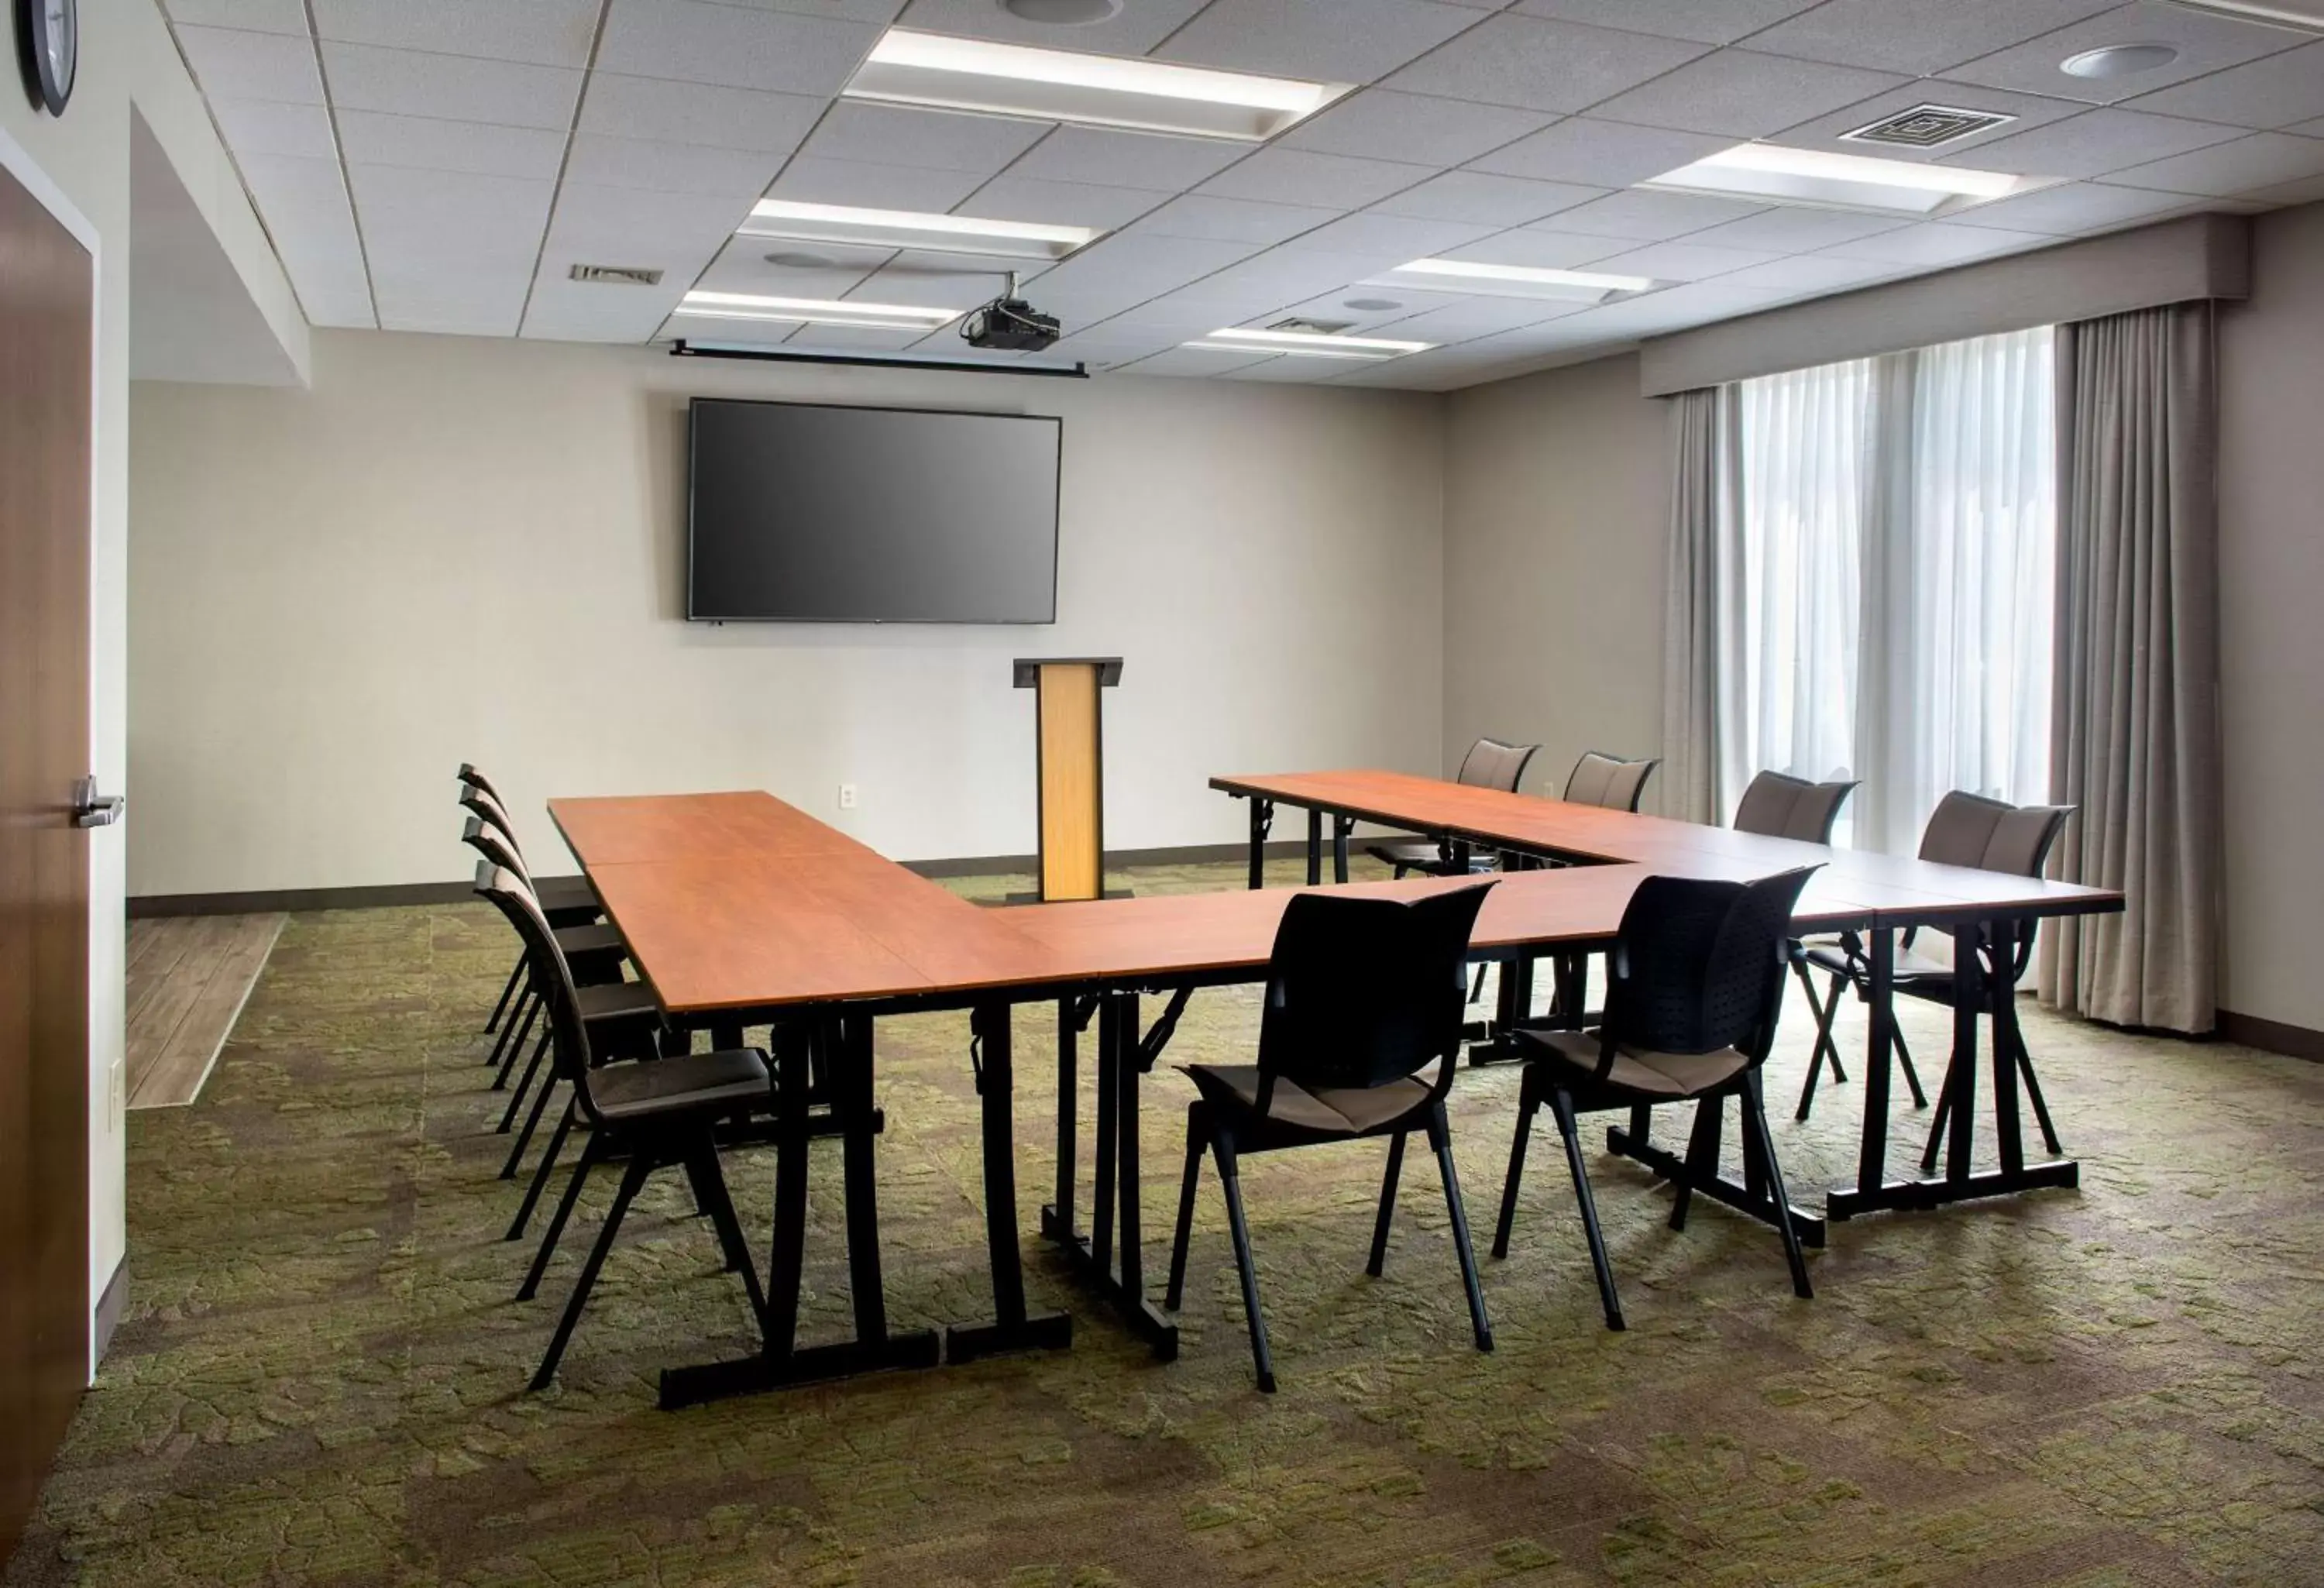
[968, 1030, 985, 1095]
[1136, 986, 1194, 1073]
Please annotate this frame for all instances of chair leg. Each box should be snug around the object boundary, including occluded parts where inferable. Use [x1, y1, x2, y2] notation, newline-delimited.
[489, 984, 538, 1078]
[507, 1095, 576, 1241]
[1741, 1073, 1813, 1300]
[686, 1132, 767, 1320]
[520, 1132, 600, 1301]
[485, 954, 524, 1035]
[494, 993, 541, 1091]
[1491, 1071, 1540, 1260]
[1425, 1105, 1492, 1353]
[1164, 1104, 1205, 1311]
[1212, 1132, 1275, 1393]
[1367, 1130, 1406, 1278]
[497, 1026, 549, 1133]
[500, 1069, 557, 1178]
[531, 1149, 654, 1391]
[1547, 1088, 1624, 1332]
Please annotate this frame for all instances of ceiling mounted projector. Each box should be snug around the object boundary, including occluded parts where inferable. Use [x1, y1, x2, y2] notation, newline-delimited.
[961, 273, 1062, 352]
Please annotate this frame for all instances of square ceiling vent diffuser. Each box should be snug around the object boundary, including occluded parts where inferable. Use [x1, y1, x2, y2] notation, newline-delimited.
[1841, 105, 2016, 150]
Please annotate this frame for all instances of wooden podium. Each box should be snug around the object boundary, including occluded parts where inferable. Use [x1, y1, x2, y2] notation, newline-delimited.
[1013, 658, 1122, 902]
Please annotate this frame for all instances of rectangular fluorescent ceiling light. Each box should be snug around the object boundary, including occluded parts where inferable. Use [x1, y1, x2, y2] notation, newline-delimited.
[740, 200, 1102, 261]
[674, 290, 961, 332]
[1373, 258, 1656, 304]
[1642, 143, 2031, 217]
[1187, 327, 1433, 361]
[845, 29, 1349, 142]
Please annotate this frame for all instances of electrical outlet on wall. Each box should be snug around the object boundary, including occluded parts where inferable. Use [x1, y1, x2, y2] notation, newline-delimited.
[838, 783, 858, 810]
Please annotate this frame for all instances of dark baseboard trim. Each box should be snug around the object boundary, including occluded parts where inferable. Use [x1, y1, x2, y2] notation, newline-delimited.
[93, 1257, 126, 1366]
[126, 844, 1319, 916]
[2218, 1008, 2324, 1063]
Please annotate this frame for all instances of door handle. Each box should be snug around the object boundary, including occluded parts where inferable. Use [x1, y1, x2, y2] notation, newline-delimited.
[71, 775, 125, 829]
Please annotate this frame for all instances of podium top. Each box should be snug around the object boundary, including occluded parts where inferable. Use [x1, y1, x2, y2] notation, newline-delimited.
[1012, 658, 1123, 688]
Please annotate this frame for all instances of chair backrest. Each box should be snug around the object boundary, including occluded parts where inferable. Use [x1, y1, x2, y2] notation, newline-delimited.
[1732, 771, 1860, 844]
[1256, 882, 1493, 1099]
[1916, 791, 2074, 877]
[457, 763, 502, 803]
[475, 863, 603, 1117]
[460, 785, 525, 858]
[1604, 868, 1819, 1059]
[462, 813, 535, 888]
[1453, 737, 1539, 794]
[1564, 751, 1659, 813]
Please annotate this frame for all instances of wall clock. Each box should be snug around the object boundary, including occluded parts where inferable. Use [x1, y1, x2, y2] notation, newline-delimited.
[19, 0, 76, 117]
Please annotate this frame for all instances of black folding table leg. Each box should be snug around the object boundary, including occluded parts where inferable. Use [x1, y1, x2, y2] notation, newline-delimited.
[1306, 809, 1323, 885]
[947, 1002, 1072, 1364]
[1246, 797, 1272, 890]
[1115, 992, 1145, 1300]
[1051, 999, 1075, 1240]
[1945, 933, 1981, 1182]
[1332, 815, 1353, 884]
[1090, 998, 1118, 1278]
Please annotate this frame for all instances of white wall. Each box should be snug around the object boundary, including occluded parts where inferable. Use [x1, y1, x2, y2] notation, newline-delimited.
[128, 332, 1446, 894]
[1, 0, 305, 1350]
[1441, 352, 1670, 799]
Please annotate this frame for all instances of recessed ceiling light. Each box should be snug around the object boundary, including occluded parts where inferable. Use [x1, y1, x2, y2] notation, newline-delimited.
[674, 290, 961, 332]
[1372, 258, 1656, 304]
[844, 29, 1350, 142]
[1187, 326, 1434, 360]
[1002, 0, 1123, 22]
[1642, 142, 2033, 217]
[741, 199, 1102, 261]
[2060, 43, 2182, 78]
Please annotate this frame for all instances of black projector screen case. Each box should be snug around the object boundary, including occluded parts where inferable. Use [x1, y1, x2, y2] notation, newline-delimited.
[686, 397, 1061, 624]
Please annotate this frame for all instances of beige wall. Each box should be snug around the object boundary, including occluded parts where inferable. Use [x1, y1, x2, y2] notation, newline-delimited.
[2218, 205, 2324, 1036]
[128, 331, 1446, 895]
[1441, 352, 1669, 801]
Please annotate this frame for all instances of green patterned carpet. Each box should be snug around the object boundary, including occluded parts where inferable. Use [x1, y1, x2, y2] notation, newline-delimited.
[9, 859, 2323, 1586]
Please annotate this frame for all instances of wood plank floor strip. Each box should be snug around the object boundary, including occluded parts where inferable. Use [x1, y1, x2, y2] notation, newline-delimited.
[127, 914, 284, 1110]
[125, 916, 205, 1032]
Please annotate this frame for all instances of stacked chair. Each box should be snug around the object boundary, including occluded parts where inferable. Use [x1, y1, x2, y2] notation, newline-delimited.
[1166, 883, 1497, 1391]
[1367, 737, 1538, 878]
[1793, 792, 2074, 1166]
[1492, 868, 1821, 1331]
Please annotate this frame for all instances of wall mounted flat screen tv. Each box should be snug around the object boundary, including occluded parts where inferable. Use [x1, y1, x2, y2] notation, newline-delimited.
[687, 397, 1061, 624]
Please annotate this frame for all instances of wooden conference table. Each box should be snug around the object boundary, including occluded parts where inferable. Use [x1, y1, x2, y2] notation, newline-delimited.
[551, 776, 2120, 1405]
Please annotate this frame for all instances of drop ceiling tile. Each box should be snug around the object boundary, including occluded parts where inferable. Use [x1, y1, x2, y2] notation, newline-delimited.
[1466, 117, 1729, 185]
[1375, 294, 1590, 339]
[521, 274, 687, 342]
[962, 175, 1166, 229]
[310, 0, 598, 67]
[1369, 170, 1604, 224]
[596, 0, 881, 95]
[1280, 90, 1555, 167]
[1944, 108, 2247, 179]
[207, 96, 337, 159]
[770, 155, 988, 211]
[1157, 0, 1486, 84]
[1275, 285, 1468, 328]
[1590, 51, 1909, 139]
[1583, 239, 1787, 280]
[1820, 219, 2055, 264]
[546, 183, 761, 261]
[1117, 346, 1281, 378]
[1129, 195, 1343, 246]
[1281, 211, 1498, 260]
[1513, 0, 1819, 43]
[565, 135, 787, 197]
[1542, 188, 1768, 241]
[165, 0, 308, 33]
[800, 101, 1047, 175]
[892, 0, 1207, 52]
[174, 25, 325, 104]
[1942, 179, 2199, 232]
[2126, 40, 2324, 129]
[1583, 279, 1793, 334]
[1222, 357, 1339, 382]
[1773, 79, 2093, 160]
[2102, 130, 2324, 194]
[1744, 0, 2120, 77]
[1679, 206, 1909, 251]
[2236, 170, 2324, 205]
[1030, 233, 1261, 303]
[370, 277, 530, 336]
[1381, 15, 1710, 112]
[578, 74, 823, 153]
[1198, 149, 1434, 209]
[237, 152, 349, 211]
[1438, 228, 1630, 267]
[1004, 128, 1251, 192]
[335, 110, 567, 178]
[721, 0, 908, 22]
[1947, 1, 2303, 108]
[350, 166, 557, 264]
[852, 257, 1040, 308]
[1712, 253, 1906, 291]
[1165, 249, 1403, 309]
[695, 237, 884, 298]
[297, 285, 380, 328]
[321, 43, 580, 129]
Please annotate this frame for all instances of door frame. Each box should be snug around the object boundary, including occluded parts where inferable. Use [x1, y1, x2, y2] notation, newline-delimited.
[0, 118, 110, 1384]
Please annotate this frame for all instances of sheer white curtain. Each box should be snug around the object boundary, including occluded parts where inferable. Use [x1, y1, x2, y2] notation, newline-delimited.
[1718, 327, 2055, 854]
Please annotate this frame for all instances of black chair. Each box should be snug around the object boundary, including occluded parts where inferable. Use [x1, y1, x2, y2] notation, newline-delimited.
[1493, 868, 1820, 1332]
[479, 865, 772, 1391]
[1794, 793, 2073, 1160]
[1732, 771, 1858, 844]
[1367, 738, 1539, 879]
[1563, 751, 1659, 813]
[459, 765, 603, 1044]
[1164, 882, 1497, 1391]
[462, 814, 630, 1104]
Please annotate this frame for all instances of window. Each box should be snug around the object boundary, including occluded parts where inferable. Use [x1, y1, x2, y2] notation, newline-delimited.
[1717, 327, 2054, 854]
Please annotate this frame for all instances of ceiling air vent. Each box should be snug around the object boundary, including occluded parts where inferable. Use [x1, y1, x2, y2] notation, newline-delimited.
[1841, 105, 2016, 150]
[1267, 315, 1354, 335]
[569, 263, 665, 286]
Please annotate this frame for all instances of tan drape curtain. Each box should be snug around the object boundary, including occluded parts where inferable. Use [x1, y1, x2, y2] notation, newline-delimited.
[1660, 387, 1732, 823]
[2040, 303, 2222, 1033]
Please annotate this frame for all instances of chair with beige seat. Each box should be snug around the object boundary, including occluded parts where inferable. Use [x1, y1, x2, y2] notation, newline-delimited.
[1366, 737, 1539, 878]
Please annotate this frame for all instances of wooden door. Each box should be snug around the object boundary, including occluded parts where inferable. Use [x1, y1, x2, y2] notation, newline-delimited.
[0, 157, 95, 1559]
